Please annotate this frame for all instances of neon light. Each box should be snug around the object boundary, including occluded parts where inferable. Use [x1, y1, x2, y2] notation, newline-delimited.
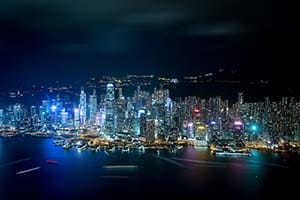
[211, 121, 217, 125]
[187, 122, 193, 128]
[234, 121, 243, 126]
[194, 109, 200, 113]
[251, 125, 258, 131]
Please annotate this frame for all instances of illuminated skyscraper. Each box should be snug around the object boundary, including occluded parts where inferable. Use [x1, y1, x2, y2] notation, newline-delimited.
[118, 88, 124, 100]
[13, 103, 22, 124]
[238, 92, 244, 105]
[89, 89, 97, 125]
[61, 109, 68, 127]
[165, 97, 173, 131]
[79, 88, 87, 125]
[0, 109, 3, 126]
[105, 83, 115, 135]
[74, 108, 80, 129]
[116, 89, 126, 133]
[30, 106, 36, 117]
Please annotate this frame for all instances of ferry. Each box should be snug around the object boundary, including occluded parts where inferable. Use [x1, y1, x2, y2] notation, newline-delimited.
[213, 147, 252, 157]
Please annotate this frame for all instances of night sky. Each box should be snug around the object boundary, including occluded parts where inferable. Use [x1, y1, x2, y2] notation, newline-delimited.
[0, 1, 297, 86]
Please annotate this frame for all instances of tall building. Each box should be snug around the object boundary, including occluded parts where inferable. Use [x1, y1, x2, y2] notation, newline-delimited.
[105, 83, 115, 135]
[238, 92, 244, 105]
[30, 106, 36, 117]
[145, 119, 156, 143]
[89, 89, 97, 125]
[140, 113, 147, 137]
[0, 109, 3, 126]
[61, 109, 68, 127]
[140, 113, 155, 143]
[13, 103, 22, 124]
[118, 88, 124, 100]
[74, 108, 80, 129]
[116, 89, 126, 134]
[79, 88, 87, 125]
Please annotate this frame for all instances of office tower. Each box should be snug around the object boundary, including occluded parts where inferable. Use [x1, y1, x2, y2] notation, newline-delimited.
[116, 93, 126, 134]
[42, 100, 51, 114]
[0, 109, 3, 126]
[61, 109, 68, 127]
[118, 88, 124, 100]
[165, 97, 173, 128]
[13, 103, 22, 124]
[74, 108, 80, 129]
[145, 119, 156, 143]
[30, 106, 36, 117]
[89, 89, 97, 125]
[140, 112, 147, 137]
[79, 88, 87, 125]
[39, 105, 46, 126]
[238, 92, 244, 105]
[105, 83, 115, 135]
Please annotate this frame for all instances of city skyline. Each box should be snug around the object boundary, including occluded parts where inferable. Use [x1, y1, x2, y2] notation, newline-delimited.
[1, 83, 299, 145]
[1, 1, 299, 200]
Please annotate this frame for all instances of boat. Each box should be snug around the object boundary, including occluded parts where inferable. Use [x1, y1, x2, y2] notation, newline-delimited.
[176, 145, 184, 150]
[63, 143, 72, 150]
[106, 146, 115, 152]
[16, 167, 41, 175]
[122, 147, 130, 153]
[138, 145, 145, 153]
[46, 160, 58, 164]
[214, 151, 253, 156]
[53, 140, 65, 146]
[213, 147, 252, 157]
[77, 144, 87, 152]
[96, 146, 101, 152]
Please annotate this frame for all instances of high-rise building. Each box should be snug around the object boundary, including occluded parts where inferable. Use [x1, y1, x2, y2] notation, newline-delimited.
[118, 88, 124, 100]
[13, 103, 22, 124]
[140, 115, 156, 143]
[238, 92, 244, 105]
[30, 106, 36, 117]
[0, 109, 3, 126]
[89, 89, 97, 125]
[79, 88, 87, 125]
[105, 83, 115, 135]
[116, 91, 126, 134]
[74, 108, 80, 129]
[140, 113, 147, 137]
[61, 109, 68, 127]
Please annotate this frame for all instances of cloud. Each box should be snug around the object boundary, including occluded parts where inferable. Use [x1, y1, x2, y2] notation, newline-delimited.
[186, 23, 247, 36]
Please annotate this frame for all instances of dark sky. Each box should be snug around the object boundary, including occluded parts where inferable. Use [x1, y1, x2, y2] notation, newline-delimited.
[0, 0, 297, 85]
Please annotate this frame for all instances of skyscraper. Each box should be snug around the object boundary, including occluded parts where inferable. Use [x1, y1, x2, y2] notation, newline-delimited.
[238, 92, 244, 105]
[89, 89, 97, 125]
[61, 109, 68, 127]
[0, 109, 3, 126]
[105, 83, 115, 135]
[74, 108, 80, 129]
[79, 88, 87, 125]
[116, 88, 126, 134]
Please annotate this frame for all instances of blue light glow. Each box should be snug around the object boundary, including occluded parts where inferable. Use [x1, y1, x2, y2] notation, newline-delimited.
[51, 105, 57, 112]
[251, 125, 258, 132]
